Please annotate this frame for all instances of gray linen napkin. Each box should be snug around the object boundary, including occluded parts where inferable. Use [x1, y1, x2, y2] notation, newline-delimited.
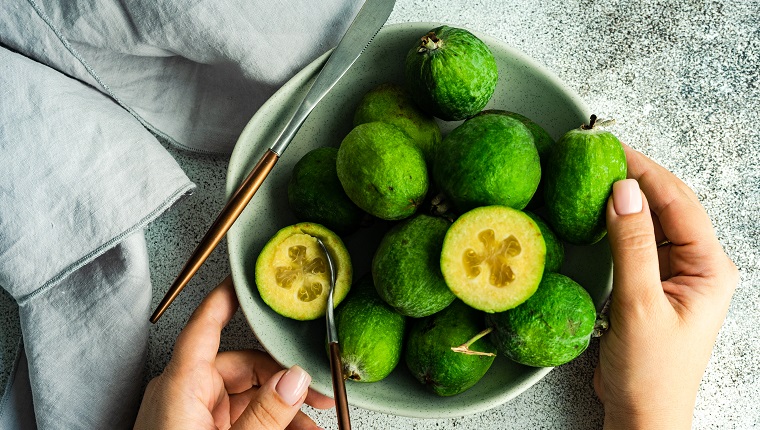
[0, 0, 364, 428]
[0, 46, 194, 429]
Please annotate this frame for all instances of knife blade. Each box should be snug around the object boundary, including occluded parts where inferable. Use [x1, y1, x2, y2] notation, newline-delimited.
[150, 0, 397, 323]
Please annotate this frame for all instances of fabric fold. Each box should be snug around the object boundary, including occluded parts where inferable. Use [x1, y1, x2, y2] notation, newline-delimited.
[0, 1, 368, 427]
[1, 0, 364, 154]
[0, 46, 193, 428]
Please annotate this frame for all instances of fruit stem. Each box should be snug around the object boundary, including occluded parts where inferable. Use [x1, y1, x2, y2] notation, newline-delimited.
[418, 32, 442, 53]
[592, 296, 611, 338]
[451, 327, 496, 356]
[582, 114, 598, 130]
[581, 114, 616, 130]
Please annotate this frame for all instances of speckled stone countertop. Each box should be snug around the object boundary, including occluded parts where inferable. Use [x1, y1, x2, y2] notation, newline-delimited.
[2, 0, 758, 428]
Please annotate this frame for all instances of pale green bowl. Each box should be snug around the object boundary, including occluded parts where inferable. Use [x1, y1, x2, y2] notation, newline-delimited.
[226, 22, 612, 419]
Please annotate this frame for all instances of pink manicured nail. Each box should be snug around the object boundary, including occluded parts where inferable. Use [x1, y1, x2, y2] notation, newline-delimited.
[612, 179, 643, 215]
[276, 366, 311, 406]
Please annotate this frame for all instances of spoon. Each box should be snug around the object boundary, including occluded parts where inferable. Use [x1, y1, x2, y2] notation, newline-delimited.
[316, 237, 351, 430]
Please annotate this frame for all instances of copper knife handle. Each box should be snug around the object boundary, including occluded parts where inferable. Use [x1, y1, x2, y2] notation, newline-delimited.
[149, 149, 279, 323]
[329, 342, 351, 430]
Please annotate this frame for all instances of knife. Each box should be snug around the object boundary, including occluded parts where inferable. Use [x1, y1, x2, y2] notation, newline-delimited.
[150, 0, 397, 323]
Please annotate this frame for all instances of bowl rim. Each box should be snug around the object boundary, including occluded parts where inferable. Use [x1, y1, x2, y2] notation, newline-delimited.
[226, 21, 599, 419]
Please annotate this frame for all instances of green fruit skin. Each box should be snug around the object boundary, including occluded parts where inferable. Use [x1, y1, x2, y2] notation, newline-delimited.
[405, 26, 498, 121]
[524, 211, 565, 273]
[335, 275, 406, 383]
[336, 122, 428, 221]
[544, 127, 627, 245]
[478, 110, 556, 209]
[406, 300, 496, 396]
[486, 273, 596, 367]
[353, 83, 442, 164]
[287, 147, 365, 235]
[372, 214, 456, 318]
[433, 112, 540, 213]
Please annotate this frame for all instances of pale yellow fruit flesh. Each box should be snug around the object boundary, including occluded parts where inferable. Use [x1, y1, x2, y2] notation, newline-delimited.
[441, 206, 546, 313]
[256, 224, 352, 320]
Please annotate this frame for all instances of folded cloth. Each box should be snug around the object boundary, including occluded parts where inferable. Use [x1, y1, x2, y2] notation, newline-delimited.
[2, 233, 155, 429]
[0, 47, 193, 428]
[0, 0, 365, 428]
[1, 0, 364, 154]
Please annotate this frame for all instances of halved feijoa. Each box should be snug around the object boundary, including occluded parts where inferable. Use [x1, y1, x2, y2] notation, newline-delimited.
[486, 272, 596, 367]
[440, 206, 545, 313]
[255, 223, 352, 320]
[335, 275, 406, 383]
[405, 300, 496, 396]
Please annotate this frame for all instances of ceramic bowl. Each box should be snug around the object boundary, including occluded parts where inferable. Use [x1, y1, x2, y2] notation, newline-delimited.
[226, 22, 612, 418]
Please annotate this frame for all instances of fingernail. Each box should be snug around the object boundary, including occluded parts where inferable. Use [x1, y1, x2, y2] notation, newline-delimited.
[612, 179, 643, 215]
[276, 366, 311, 406]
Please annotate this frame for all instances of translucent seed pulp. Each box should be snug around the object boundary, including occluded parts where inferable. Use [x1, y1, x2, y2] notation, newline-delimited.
[462, 230, 522, 287]
[274, 244, 327, 302]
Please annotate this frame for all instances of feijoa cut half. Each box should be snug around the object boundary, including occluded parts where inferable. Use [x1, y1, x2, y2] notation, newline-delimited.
[255, 223, 352, 320]
[440, 206, 546, 313]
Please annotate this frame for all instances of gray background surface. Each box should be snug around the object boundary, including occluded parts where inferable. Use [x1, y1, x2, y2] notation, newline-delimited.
[2, 0, 758, 428]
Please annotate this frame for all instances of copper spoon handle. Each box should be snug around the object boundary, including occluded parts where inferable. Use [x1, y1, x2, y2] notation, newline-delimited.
[149, 149, 279, 323]
[329, 342, 351, 430]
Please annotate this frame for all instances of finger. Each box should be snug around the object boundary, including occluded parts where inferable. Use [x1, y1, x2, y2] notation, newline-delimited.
[285, 409, 325, 430]
[232, 366, 312, 430]
[217, 351, 334, 408]
[172, 276, 238, 366]
[216, 350, 284, 394]
[229, 388, 322, 429]
[605, 179, 663, 310]
[622, 145, 716, 248]
[304, 387, 335, 410]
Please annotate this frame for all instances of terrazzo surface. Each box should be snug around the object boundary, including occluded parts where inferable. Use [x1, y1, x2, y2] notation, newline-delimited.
[1, 0, 758, 428]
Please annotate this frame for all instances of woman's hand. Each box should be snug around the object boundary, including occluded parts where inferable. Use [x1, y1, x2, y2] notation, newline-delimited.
[596, 145, 738, 429]
[134, 276, 334, 429]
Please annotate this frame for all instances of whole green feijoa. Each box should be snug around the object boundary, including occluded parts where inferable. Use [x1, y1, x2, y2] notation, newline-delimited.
[478, 110, 556, 209]
[405, 26, 498, 121]
[353, 83, 442, 164]
[478, 110, 555, 160]
[486, 273, 596, 367]
[336, 122, 428, 221]
[406, 300, 496, 396]
[433, 112, 540, 213]
[287, 147, 365, 235]
[544, 115, 627, 245]
[372, 214, 455, 318]
[335, 275, 406, 383]
[524, 211, 565, 273]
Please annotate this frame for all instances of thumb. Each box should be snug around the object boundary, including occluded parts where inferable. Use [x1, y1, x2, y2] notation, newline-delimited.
[232, 366, 312, 430]
[605, 179, 662, 309]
